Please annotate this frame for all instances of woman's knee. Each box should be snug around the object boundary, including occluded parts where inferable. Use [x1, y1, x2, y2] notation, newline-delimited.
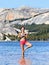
[27, 43, 32, 47]
[29, 44, 32, 47]
[26, 42, 32, 47]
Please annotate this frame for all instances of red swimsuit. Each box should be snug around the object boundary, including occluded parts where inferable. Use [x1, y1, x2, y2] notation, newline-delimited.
[20, 33, 27, 45]
[20, 40, 27, 45]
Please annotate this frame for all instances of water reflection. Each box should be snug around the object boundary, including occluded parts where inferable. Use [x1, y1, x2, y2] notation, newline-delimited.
[19, 58, 32, 65]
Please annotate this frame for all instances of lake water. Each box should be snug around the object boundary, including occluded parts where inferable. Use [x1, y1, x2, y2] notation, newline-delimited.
[0, 41, 49, 65]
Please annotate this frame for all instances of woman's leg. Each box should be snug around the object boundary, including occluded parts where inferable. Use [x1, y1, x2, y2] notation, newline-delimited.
[24, 41, 32, 51]
[20, 44, 24, 59]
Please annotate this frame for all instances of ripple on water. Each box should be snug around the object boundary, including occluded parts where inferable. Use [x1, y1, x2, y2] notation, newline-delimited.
[0, 41, 49, 65]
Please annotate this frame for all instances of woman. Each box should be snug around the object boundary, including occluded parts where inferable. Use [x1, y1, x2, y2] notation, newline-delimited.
[18, 26, 32, 59]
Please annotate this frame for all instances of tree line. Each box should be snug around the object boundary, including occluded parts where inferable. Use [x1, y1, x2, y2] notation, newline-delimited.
[3, 24, 49, 41]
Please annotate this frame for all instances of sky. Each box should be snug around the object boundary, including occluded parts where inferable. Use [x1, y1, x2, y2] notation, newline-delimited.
[0, 0, 49, 8]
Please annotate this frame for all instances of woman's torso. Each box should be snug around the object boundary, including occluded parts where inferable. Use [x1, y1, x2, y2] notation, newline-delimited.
[20, 32, 26, 41]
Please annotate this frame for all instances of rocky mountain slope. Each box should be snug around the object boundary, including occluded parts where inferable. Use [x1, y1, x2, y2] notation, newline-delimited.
[0, 7, 49, 40]
[0, 7, 49, 25]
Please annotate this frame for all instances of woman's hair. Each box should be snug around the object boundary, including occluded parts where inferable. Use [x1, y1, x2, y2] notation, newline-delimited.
[20, 26, 25, 29]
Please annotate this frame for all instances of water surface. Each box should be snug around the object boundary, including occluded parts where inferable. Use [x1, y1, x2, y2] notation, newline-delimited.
[0, 41, 49, 65]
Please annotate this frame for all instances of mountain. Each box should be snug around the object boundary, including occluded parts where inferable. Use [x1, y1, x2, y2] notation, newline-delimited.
[0, 7, 49, 40]
[0, 7, 49, 25]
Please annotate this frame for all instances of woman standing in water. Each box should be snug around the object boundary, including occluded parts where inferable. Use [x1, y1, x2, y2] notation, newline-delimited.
[18, 26, 32, 59]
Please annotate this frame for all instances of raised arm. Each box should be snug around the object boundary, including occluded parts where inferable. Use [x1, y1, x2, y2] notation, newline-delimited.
[18, 32, 21, 38]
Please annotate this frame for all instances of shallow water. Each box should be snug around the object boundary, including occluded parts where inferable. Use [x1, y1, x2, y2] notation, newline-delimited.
[0, 41, 49, 65]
